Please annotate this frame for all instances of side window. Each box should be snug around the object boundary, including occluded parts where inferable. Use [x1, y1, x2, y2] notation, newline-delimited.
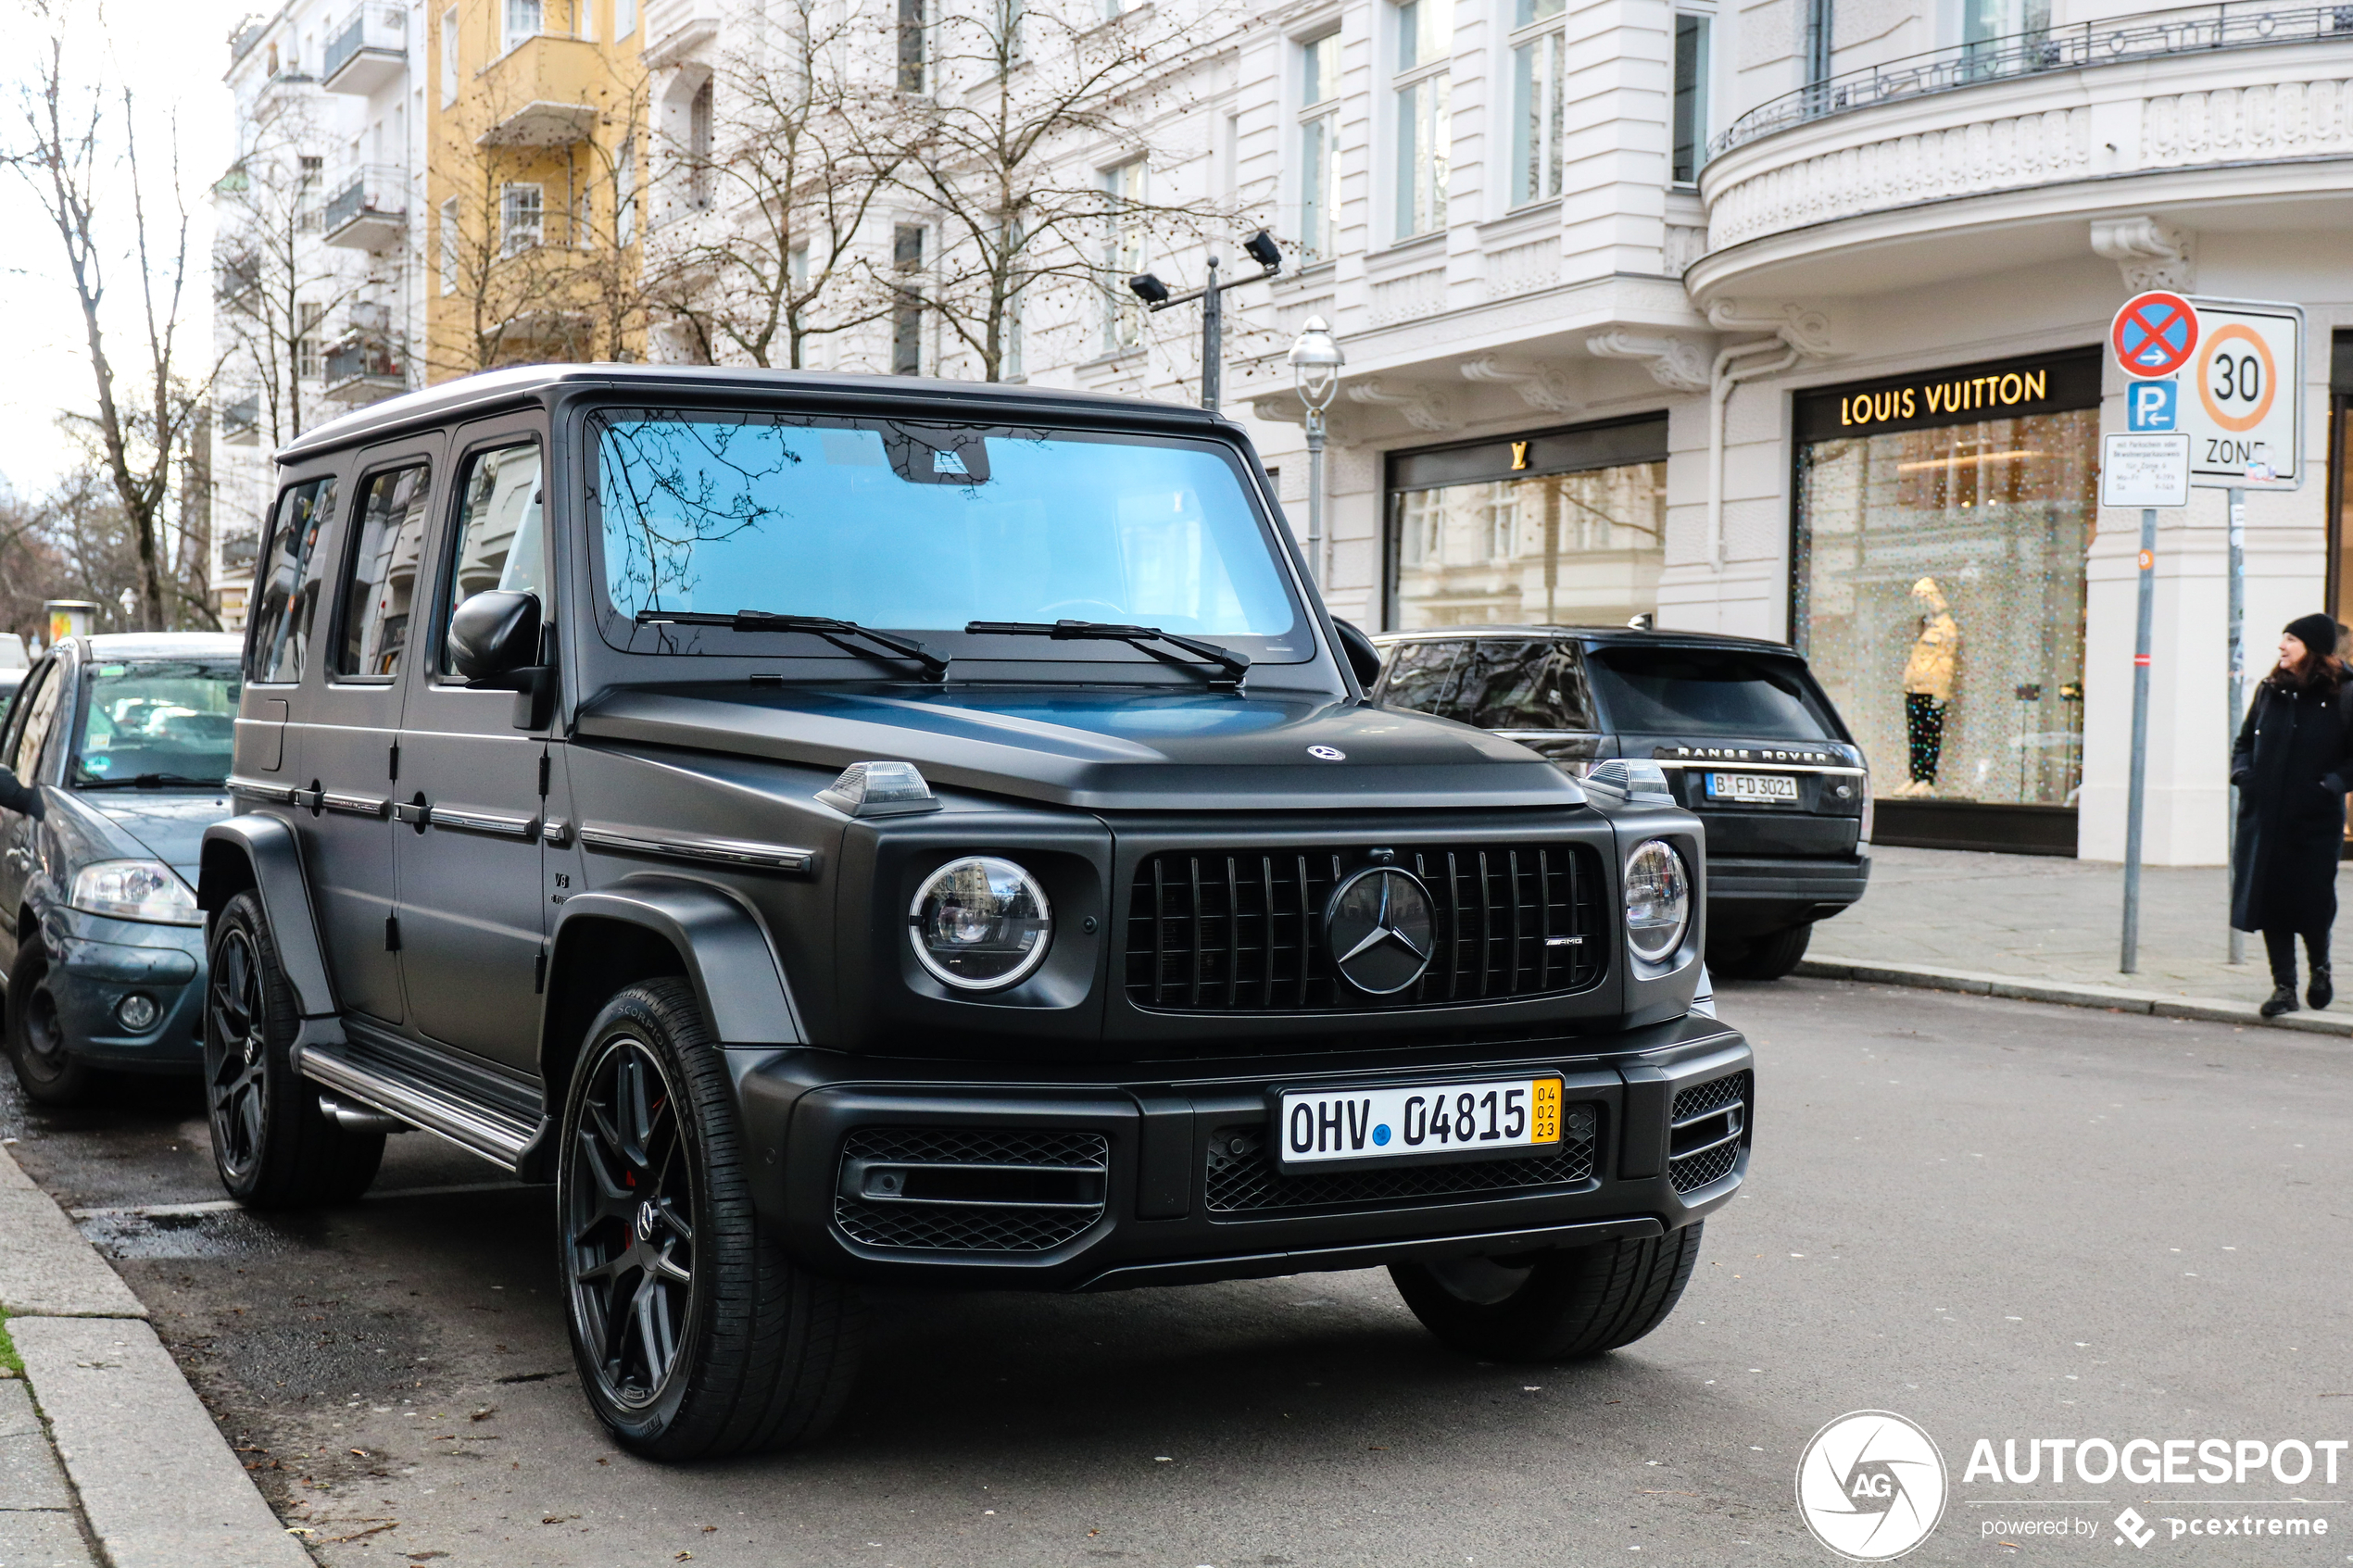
[3, 663, 54, 777]
[438, 443, 546, 680]
[9, 662, 67, 781]
[334, 463, 434, 680]
[247, 476, 339, 684]
[1455, 639, 1597, 729]
[1379, 640, 1467, 720]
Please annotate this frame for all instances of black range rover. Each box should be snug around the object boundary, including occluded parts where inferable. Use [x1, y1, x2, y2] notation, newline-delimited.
[1371, 626, 1869, 979]
[192, 367, 1751, 1460]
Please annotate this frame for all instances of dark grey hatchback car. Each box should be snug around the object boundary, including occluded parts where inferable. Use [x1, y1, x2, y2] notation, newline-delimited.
[198, 366, 1753, 1461]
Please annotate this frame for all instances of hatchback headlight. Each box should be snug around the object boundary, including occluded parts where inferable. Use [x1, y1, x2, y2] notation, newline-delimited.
[1623, 839, 1691, 964]
[908, 856, 1052, 990]
[71, 860, 200, 925]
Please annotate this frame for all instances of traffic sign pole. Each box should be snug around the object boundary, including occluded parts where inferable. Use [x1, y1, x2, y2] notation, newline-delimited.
[2226, 487, 2246, 965]
[2123, 507, 2157, 974]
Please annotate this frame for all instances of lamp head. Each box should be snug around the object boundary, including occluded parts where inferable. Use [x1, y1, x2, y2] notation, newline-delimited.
[1288, 315, 1343, 408]
[1241, 228, 1282, 271]
[1127, 272, 1170, 306]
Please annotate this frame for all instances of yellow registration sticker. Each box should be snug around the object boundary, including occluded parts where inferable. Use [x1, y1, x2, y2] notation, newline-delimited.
[1531, 1078, 1563, 1145]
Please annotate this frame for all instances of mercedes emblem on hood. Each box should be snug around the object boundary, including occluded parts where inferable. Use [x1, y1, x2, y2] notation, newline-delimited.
[1308, 745, 1346, 760]
[1325, 866, 1436, 994]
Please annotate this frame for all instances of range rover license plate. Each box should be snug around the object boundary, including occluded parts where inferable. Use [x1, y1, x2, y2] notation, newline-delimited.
[1705, 771, 1799, 803]
[1274, 1076, 1564, 1167]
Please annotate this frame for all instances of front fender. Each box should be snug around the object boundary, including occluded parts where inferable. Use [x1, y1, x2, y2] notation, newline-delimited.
[198, 816, 337, 1020]
[548, 875, 803, 1052]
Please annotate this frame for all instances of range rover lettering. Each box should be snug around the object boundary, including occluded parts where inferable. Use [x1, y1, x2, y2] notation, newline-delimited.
[198, 367, 1753, 1460]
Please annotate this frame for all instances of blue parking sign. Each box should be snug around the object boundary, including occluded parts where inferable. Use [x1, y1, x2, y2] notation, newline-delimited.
[2128, 379, 2177, 431]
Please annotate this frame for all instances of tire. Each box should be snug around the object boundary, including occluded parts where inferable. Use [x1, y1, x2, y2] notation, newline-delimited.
[203, 890, 384, 1208]
[558, 979, 864, 1461]
[6, 935, 95, 1107]
[1389, 1222, 1706, 1361]
[1709, 922, 1813, 982]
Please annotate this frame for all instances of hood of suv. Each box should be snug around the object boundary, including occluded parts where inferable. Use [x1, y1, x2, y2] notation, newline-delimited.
[576, 684, 1584, 811]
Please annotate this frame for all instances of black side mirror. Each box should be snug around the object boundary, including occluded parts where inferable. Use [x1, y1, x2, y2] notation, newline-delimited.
[1332, 619, 1385, 693]
[447, 590, 542, 685]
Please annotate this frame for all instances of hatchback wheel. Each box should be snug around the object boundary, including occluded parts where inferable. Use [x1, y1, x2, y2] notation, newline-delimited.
[560, 979, 863, 1460]
[5, 936, 94, 1106]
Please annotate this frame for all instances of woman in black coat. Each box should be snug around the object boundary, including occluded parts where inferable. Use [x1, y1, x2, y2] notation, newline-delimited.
[2231, 612, 2353, 1016]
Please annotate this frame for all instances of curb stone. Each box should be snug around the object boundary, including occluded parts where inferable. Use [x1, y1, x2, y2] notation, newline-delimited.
[1793, 958, 2353, 1035]
[0, 1146, 310, 1568]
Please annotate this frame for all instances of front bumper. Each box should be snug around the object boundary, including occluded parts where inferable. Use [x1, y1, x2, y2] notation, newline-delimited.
[35, 909, 205, 1073]
[734, 1015, 1753, 1290]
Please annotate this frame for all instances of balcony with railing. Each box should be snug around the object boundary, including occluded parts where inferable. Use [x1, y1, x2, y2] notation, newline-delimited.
[477, 32, 602, 145]
[323, 4, 408, 94]
[1691, 0, 2353, 299]
[216, 251, 262, 308]
[323, 164, 408, 250]
[220, 395, 260, 446]
[323, 321, 406, 404]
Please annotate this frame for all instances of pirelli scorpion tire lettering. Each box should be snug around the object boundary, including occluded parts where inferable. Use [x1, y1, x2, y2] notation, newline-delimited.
[204, 890, 384, 1208]
[558, 978, 867, 1461]
[1388, 1221, 1706, 1362]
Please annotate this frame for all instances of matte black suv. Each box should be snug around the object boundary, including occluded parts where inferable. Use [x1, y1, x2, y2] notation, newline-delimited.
[199, 368, 1752, 1461]
[1371, 627, 1869, 979]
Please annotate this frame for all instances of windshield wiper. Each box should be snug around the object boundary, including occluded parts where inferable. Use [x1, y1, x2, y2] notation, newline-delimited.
[635, 609, 950, 682]
[964, 620, 1251, 692]
[75, 772, 224, 790]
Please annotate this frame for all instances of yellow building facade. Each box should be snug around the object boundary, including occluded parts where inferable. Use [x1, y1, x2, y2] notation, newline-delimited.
[425, 0, 648, 382]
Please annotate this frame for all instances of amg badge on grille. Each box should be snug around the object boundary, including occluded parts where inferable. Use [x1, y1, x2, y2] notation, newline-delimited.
[1325, 867, 1436, 994]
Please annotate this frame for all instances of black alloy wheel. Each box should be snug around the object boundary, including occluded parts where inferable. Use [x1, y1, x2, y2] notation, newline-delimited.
[6, 937, 93, 1106]
[565, 1032, 698, 1409]
[200, 890, 383, 1207]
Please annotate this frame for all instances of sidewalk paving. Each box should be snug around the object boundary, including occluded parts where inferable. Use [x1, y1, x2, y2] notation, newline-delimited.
[1795, 843, 2352, 1034]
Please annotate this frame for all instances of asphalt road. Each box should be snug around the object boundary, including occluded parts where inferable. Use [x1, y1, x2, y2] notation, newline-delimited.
[4, 978, 2348, 1567]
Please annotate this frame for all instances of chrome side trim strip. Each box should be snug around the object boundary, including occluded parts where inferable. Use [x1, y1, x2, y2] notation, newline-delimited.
[430, 806, 537, 839]
[294, 1044, 535, 1170]
[321, 792, 390, 818]
[579, 824, 816, 874]
[1651, 760, 1866, 775]
[228, 774, 300, 804]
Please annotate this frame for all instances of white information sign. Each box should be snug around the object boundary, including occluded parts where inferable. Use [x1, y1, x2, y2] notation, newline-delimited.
[2101, 433, 2191, 509]
[2182, 298, 2304, 489]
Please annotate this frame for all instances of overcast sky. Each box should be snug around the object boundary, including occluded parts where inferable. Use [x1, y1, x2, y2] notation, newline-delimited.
[0, 0, 246, 499]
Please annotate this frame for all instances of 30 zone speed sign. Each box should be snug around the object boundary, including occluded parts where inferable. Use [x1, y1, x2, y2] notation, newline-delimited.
[2183, 299, 2303, 488]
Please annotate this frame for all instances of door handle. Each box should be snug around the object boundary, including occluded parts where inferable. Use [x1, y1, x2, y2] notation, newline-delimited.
[394, 797, 430, 829]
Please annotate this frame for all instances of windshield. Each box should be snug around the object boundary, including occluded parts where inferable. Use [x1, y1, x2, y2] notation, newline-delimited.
[1585, 646, 1837, 741]
[71, 659, 241, 787]
[591, 412, 1302, 658]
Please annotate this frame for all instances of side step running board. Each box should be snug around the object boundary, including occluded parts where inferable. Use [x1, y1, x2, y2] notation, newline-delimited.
[296, 1043, 541, 1171]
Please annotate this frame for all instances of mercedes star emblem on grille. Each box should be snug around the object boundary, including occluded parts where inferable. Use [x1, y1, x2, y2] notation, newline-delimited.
[1307, 745, 1346, 760]
[1324, 867, 1437, 994]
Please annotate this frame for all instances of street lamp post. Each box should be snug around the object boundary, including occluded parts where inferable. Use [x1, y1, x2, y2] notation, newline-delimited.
[1288, 316, 1343, 587]
[1128, 229, 1283, 413]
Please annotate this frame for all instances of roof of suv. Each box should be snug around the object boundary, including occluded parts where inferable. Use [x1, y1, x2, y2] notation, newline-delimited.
[1370, 624, 1803, 657]
[281, 365, 1237, 463]
[69, 633, 244, 659]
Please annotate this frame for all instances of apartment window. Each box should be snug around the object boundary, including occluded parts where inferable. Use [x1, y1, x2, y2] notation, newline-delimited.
[687, 80, 713, 207]
[504, 0, 541, 53]
[1102, 157, 1147, 351]
[1392, 0, 1452, 238]
[1299, 31, 1340, 260]
[891, 224, 924, 376]
[1671, 11, 1711, 183]
[297, 154, 325, 232]
[1508, 0, 1565, 207]
[787, 244, 809, 291]
[296, 300, 324, 381]
[615, 135, 636, 246]
[614, 0, 635, 37]
[439, 196, 460, 294]
[501, 182, 544, 255]
[440, 6, 458, 104]
[897, 0, 926, 93]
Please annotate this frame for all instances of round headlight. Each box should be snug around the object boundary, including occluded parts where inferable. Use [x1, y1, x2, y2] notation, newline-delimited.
[1624, 839, 1691, 964]
[908, 857, 1053, 990]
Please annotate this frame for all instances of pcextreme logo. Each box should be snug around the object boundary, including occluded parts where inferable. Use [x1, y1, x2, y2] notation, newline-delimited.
[1796, 1411, 1951, 1562]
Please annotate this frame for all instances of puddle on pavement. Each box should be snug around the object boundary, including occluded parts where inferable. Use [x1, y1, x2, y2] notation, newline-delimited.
[78, 1209, 296, 1260]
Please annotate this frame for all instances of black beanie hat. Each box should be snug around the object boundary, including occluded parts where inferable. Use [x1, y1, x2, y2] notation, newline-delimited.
[2285, 613, 2341, 658]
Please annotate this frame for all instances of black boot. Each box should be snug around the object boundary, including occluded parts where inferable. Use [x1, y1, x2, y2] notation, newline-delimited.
[2262, 985, 2301, 1019]
[2309, 965, 2333, 1010]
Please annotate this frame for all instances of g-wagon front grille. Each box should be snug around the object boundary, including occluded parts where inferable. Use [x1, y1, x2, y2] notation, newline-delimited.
[1203, 1107, 1599, 1214]
[1126, 845, 1604, 1011]
[1667, 1071, 1750, 1195]
[832, 1127, 1108, 1253]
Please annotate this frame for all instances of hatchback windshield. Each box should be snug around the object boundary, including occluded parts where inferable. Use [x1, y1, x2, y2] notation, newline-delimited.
[591, 412, 1302, 653]
[1585, 646, 1836, 740]
[71, 659, 241, 787]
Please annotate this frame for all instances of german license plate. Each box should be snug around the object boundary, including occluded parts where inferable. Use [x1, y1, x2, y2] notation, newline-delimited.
[1274, 1076, 1564, 1168]
[1706, 771, 1799, 803]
